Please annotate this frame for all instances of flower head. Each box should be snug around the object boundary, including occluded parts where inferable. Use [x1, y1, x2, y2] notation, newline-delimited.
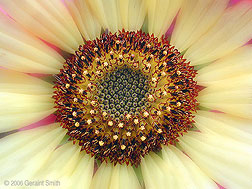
[0, 0, 252, 188]
[53, 30, 198, 166]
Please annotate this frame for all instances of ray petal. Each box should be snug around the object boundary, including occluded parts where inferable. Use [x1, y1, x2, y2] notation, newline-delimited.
[0, 124, 66, 180]
[64, 0, 101, 40]
[196, 45, 252, 84]
[35, 142, 94, 188]
[147, 0, 182, 38]
[0, 0, 83, 53]
[0, 12, 64, 74]
[0, 70, 55, 132]
[171, 0, 229, 51]
[90, 162, 141, 189]
[194, 111, 252, 143]
[184, 2, 252, 65]
[141, 149, 217, 189]
[87, 0, 147, 32]
[180, 131, 252, 189]
[198, 74, 252, 119]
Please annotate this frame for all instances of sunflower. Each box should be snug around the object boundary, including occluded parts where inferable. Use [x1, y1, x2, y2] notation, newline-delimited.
[0, 0, 252, 188]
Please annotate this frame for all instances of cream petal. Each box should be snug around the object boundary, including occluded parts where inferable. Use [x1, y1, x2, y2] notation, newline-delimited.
[146, 0, 182, 38]
[200, 103, 252, 119]
[194, 111, 252, 144]
[180, 132, 252, 189]
[0, 69, 53, 94]
[36, 143, 81, 179]
[90, 162, 113, 189]
[0, 12, 64, 74]
[0, 0, 83, 53]
[0, 89, 54, 132]
[86, 0, 108, 29]
[162, 145, 218, 189]
[109, 164, 141, 189]
[184, 2, 252, 65]
[64, 0, 101, 40]
[67, 152, 94, 189]
[141, 148, 216, 189]
[198, 74, 252, 119]
[0, 93, 53, 115]
[91, 162, 141, 189]
[197, 45, 252, 84]
[0, 110, 54, 132]
[141, 152, 174, 189]
[171, 0, 229, 52]
[35, 142, 94, 188]
[87, 0, 120, 33]
[121, 0, 147, 31]
[0, 123, 66, 180]
[0, 69, 55, 132]
[102, 0, 122, 33]
[87, 0, 147, 32]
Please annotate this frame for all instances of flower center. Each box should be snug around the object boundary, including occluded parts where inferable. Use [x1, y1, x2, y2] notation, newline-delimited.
[96, 66, 150, 120]
[53, 30, 198, 166]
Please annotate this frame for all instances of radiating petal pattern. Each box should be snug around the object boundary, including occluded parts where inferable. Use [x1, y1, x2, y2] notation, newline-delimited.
[184, 2, 252, 65]
[90, 162, 141, 189]
[0, 12, 64, 74]
[146, 0, 182, 37]
[0, 70, 55, 132]
[0, 124, 66, 182]
[171, 0, 229, 52]
[180, 131, 252, 189]
[0, 1, 251, 189]
[141, 148, 217, 189]
[197, 45, 252, 84]
[198, 74, 252, 119]
[87, 0, 147, 32]
[35, 142, 94, 189]
[0, 0, 83, 53]
[64, 0, 101, 40]
[194, 111, 252, 143]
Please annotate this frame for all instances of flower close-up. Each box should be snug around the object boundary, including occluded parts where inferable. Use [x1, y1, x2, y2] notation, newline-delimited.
[0, 0, 252, 188]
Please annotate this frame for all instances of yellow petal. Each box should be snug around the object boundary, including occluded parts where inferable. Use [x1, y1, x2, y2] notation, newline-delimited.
[0, 123, 66, 180]
[197, 45, 252, 84]
[184, 2, 252, 65]
[36, 143, 81, 179]
[146, 0, 182, 37]
[0, 69, 55, 132]
[141, 152, 174, 189]
[109, 164, 141, 189]
[0, 69, 53, 95]
[67, 152, 94, 189]
[91, 162, 141, 189]
[0, 92, 54, 132]
[141, 148, 217, 189]
[0, 0, 83, 53]
[162, 145, 218, 189]
[171, 0, 229, 51]
[180, 131, 252, 189]
[0, 91, 54, 132]
[0, 12, 64, 74]
[194, 111, 252, 144]
[198, 74, 252, 119]
[64, 0, 101, 40]
[90, 162, 113, 189]
[120, 0, 147, 31]
[86, 0, 108, 29]
[35, 142, 94, 188]
[87, 0, 120, 33]
[87, 0, 147, 32]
